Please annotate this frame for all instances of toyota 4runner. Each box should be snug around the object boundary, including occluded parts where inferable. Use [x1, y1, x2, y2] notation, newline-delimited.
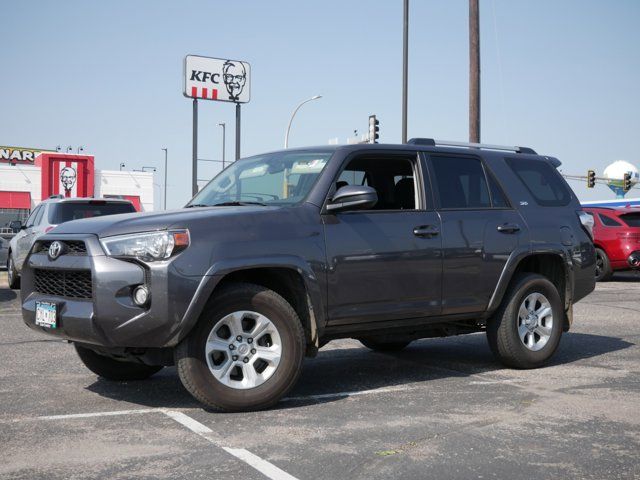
[20, 140, 596, 411]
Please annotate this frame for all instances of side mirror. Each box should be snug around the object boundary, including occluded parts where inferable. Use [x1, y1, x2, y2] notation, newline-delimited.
[9, 220, 22, 233]
[326, 185, 378, 213]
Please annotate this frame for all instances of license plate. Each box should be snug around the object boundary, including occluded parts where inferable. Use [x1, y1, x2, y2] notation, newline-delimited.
[35, 301, 58, 329]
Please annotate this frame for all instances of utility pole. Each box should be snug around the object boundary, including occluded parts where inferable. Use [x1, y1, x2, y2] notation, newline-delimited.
[192, 99, 198, 196]
[469, 0, 481, 143]
[402, 0, 409, 143]
[162, 148, 168, 209]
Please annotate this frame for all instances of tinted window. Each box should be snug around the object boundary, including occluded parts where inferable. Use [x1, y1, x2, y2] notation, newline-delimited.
[49, 202, 136, 224]
[620, 213, 640, 227]
[25, 206, 41, 227]
[507, 158, 571, 206]
[431, 156, 490, 209]
[487, 172, 510, 208]
[34, 206, 46, 225]
[598, 213, 622, 227]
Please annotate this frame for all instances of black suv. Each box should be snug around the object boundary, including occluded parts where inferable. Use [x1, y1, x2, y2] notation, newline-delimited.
[20, 141, 596, 411]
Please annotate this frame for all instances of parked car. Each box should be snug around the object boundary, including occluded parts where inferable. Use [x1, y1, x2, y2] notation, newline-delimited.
[7, 197, 136, 289]
[20, 141, 596, 412]
[582, 206, 640, 281]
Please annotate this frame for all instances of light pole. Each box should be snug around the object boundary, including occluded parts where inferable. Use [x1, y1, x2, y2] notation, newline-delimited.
[119, 162, 126, 171]
[162, 148, 168, 210]
[217, 123, 226, 169]
[402, 0, 409, 143]
[284, 95, 322, 148]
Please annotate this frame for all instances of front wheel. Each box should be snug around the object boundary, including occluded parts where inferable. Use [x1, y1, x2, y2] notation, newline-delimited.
[75, 345, 163, 380]
[487, 273, 563, 369]
[7, 254, 20, 290]
[175, 283, 306, 412]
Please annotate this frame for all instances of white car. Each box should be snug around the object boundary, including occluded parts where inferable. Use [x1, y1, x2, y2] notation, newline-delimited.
[7, 197, 136, 289]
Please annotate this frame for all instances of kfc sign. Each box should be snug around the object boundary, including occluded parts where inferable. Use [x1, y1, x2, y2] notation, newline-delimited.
[184, 55, 251, 104]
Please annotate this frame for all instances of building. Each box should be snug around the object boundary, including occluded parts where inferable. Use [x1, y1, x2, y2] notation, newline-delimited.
[0, 147, 154, 231]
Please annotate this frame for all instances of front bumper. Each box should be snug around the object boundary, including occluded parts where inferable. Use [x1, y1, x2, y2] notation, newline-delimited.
[21, 234, 204, 348]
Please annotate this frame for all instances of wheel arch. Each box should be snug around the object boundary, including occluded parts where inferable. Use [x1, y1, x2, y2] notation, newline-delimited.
[487, 247, 572, 330]
[175, 257, 324, 356]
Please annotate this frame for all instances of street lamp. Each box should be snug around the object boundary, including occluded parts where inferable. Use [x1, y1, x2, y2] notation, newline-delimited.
[284, 95, 322, 148]
[162, 148, 168, 210]
[119, 162, 126, 171]
[217, 123, 226, 169]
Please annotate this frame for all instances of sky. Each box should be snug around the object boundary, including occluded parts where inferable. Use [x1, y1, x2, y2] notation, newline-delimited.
[2, 0, 639, 208]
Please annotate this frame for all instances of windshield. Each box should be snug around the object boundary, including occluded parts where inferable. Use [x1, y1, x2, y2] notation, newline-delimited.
[49, 202, 136, 224]
[188, 150, 333, 207]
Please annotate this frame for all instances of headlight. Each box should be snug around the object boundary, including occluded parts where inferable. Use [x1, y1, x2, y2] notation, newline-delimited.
[101, 230, 190, 261]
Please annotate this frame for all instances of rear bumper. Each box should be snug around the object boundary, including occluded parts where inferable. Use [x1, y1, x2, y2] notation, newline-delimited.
[21, 234, 204, 348]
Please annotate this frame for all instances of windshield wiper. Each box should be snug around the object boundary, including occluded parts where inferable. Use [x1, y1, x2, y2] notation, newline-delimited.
[213, 201, 267, 207]
[185, 204, 210, 208]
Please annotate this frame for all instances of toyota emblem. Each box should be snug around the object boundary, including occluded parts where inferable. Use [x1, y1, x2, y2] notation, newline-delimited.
[48, 241, 63, 260]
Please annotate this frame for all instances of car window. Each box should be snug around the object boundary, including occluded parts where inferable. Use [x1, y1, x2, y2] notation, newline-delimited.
[620, 212, 640, 227]
[487, 172, 510, 208]
[598, 213, 622, 227]
[431, 156, 490, 209]
[34, 205, 46, 225]
[335, 155, 420, 210]
[49, 202, 136, 224]
[25, 206, 41, 227]
[507, 158, 571, 207]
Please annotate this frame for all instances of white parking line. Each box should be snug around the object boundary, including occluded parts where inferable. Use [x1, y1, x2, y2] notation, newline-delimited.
[38, 408, 160, 421]
[164, 410, 299, 480]
[282, 383, 417, 402]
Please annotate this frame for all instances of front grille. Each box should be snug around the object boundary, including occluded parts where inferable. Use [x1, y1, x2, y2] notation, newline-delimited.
[34, 269, 93, 299]
[34, 240, 87, 256]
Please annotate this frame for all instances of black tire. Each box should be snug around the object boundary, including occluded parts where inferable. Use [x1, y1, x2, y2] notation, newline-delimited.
[75, 344, 163, 381]
[595, 248, 613, 282]
[175, 283, 306, 412]
[7, 253, 20, 290]
[487, 273, 563, 369]
[359, 338, 412, 352]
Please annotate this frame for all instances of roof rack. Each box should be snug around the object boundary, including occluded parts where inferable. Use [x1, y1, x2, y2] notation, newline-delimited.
[407, 138, 536, 155]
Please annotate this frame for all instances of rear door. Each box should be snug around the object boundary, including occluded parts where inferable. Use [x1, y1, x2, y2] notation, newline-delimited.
[426, 153, 526, 314]
[323, 151, 442, 325]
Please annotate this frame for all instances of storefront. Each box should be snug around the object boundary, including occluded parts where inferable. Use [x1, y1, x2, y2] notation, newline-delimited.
[0, 147, 154, 232]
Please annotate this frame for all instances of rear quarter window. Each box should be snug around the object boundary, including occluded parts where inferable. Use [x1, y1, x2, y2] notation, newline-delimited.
[49, 202, 136, 224]
[506, 158, 572, 207]
[620, 213, 640, 227]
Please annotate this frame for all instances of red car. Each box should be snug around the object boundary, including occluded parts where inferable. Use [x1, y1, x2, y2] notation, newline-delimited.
[582, 206, 640, 281]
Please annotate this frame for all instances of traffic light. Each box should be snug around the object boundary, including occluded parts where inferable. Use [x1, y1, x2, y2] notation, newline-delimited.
[368, 115, 379, 144]
[587, 170, 596, 188]
[623, 173, 632, 192]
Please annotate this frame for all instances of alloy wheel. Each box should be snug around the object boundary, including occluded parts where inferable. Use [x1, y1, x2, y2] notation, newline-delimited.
[517, 292, 553, 352]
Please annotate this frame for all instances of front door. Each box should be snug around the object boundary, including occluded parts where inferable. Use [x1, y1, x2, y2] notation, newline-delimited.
[323, 152, 442, 326]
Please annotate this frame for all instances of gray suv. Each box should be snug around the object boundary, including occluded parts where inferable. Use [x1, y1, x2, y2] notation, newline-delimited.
[20, 141, 596, 412]
[7, 197, 136, 289]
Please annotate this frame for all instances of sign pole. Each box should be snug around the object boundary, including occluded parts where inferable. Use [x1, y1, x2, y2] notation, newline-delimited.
[235, 103, 241, 161]
[192, 98, 198, 195]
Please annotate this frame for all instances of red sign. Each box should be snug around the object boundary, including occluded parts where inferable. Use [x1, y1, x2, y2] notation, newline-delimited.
[38, 153, 95, 199]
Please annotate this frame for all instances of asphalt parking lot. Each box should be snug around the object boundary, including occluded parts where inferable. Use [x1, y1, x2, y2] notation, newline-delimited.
[1, 271, 639, 480]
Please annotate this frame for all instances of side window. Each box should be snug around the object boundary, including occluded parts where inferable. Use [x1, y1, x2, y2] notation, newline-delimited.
[431, 156, 490, 209]
[336, 155, 420, 210]
[34, 205, 46, 225]
[487, 172, 510, 208]
[506, 158, 571, 207]
[25, 206, 41, 227]
[599, 213, 622, 227]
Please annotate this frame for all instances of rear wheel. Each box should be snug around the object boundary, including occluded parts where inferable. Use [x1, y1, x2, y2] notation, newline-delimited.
[359, 338, 412, 352]
[595, 248, 613, 282]
[487, 273, 563, 369]
[175, 283, 305, 412]
[75, 345, 163, 381]
[7, 253, 20, 290]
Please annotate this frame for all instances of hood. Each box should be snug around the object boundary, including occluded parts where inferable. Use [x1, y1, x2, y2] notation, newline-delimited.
[50, 205, 279, 237]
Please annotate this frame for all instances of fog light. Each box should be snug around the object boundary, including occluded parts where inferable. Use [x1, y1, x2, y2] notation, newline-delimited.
[133, 285, 150, 306]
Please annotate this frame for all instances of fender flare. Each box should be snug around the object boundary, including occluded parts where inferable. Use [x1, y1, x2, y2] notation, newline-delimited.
[170, 255, 325, 351]
[486, 244, 573, 315]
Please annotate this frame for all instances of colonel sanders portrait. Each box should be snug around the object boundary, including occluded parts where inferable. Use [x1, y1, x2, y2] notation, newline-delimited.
[223, 60, 247, 102]
[60, 166, 77, 192]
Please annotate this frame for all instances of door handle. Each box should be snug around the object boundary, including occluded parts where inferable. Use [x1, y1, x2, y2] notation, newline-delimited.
[497, 223, 520, 234]
[413, 225, 439, 238]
